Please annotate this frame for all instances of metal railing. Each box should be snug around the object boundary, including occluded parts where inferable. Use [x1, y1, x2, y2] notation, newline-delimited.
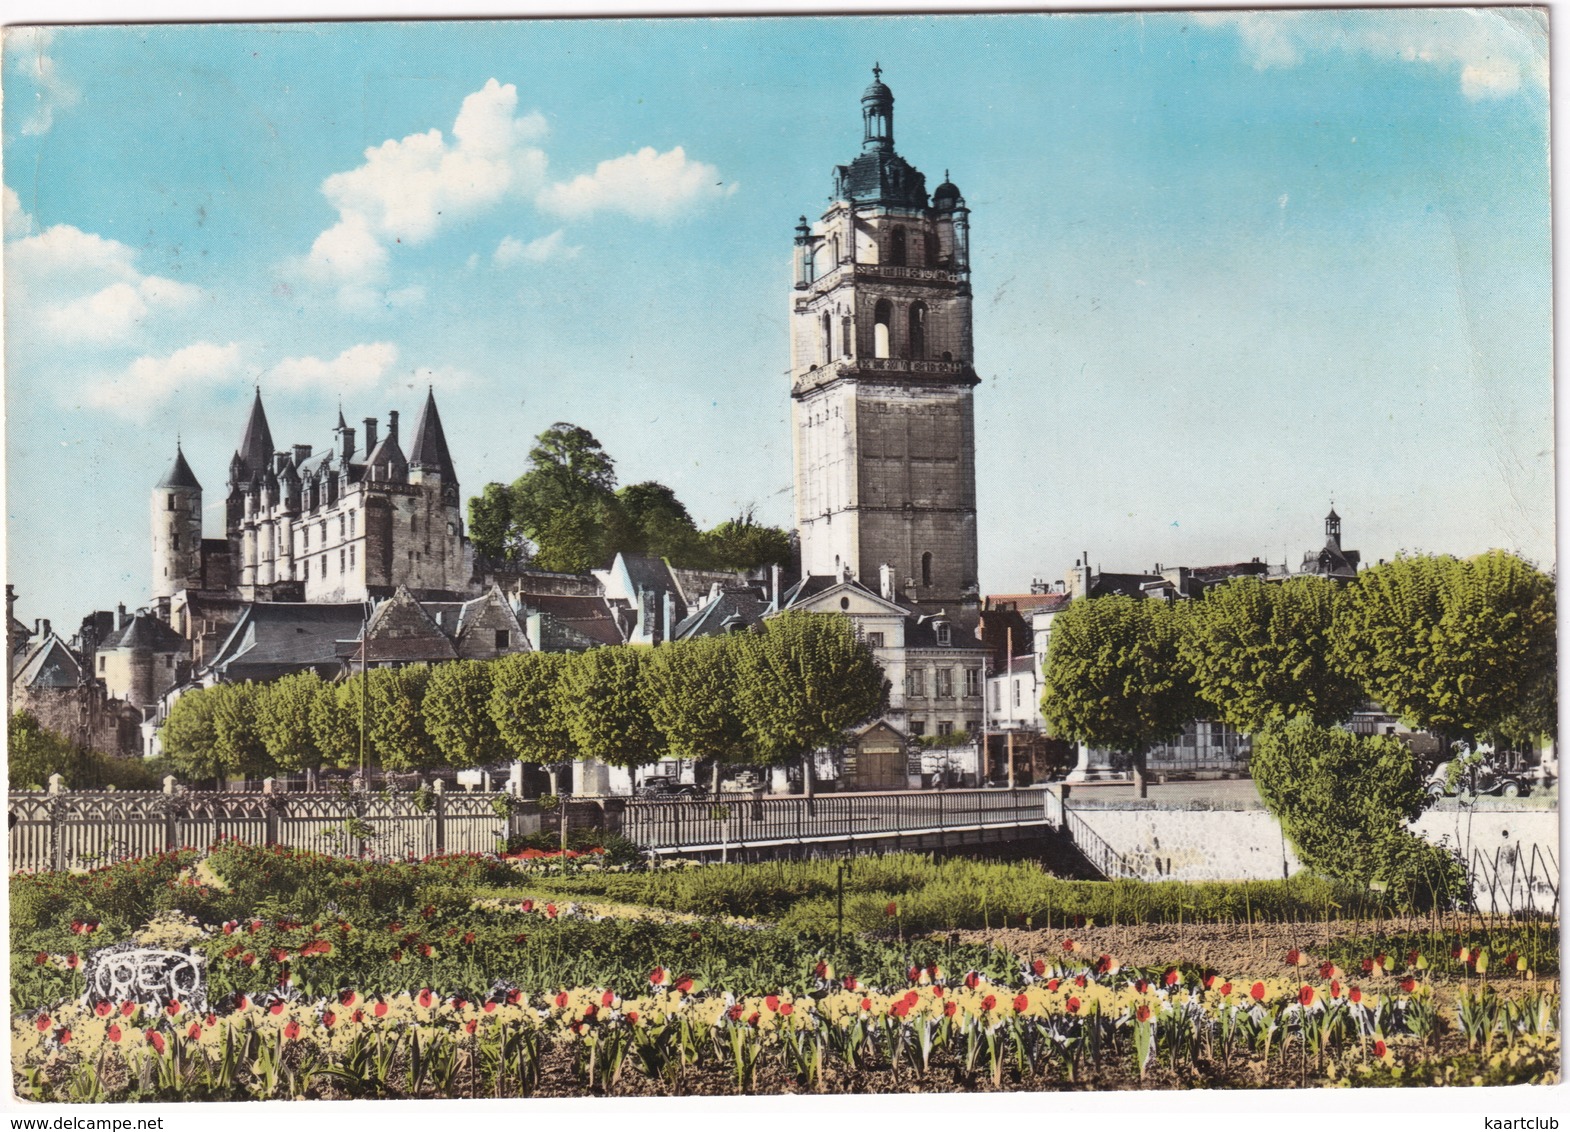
[1469, 842, 1559, 917]
[1057, 803, 1138, 880]
[624, 787, 1051, 851]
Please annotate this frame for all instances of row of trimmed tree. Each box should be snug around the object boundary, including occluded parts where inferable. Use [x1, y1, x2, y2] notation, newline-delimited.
[1040, 551, 1555, 905]
[159, 612, 889, 790]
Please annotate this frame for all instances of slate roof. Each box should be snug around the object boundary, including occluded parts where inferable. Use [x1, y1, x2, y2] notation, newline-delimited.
[904, 613, 987, 652]
[234, 390, 275, 479]
[984, 592, 1070, 616]
[408, 388, 457, 482]
[519, 594, 625, 647]
[102, 612, 185, 653]
[673, 588, 769, 640]
[837, 150, 928, 209]
[620, 555, 680, 597]
[156, 446, 202, 491]
[205, 602, 368, 682]
[1088, 572, 1162, 599]
[13, 636, 86, 688]
[668, 566, 750, 608]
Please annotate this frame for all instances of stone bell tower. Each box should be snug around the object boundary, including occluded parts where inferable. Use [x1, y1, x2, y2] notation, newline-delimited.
[789, 65, 980, 630]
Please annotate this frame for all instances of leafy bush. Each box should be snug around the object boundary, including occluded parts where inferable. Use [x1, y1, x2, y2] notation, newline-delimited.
[498, 829, 643, 866]
[1251, 719, 1463, 911]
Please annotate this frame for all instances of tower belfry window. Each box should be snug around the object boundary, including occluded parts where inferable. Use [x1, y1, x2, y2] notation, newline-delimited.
[909, 301, 927, 359]
[890, 226, 907, 267]
[922, 551, 933, 587]
[822, 311, 833, 364]
[874, 299, 893, 359]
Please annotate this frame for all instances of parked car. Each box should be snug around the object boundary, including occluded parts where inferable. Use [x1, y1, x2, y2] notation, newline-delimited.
[636, 776, 704, 799]
[1425, 759, 1533, 799]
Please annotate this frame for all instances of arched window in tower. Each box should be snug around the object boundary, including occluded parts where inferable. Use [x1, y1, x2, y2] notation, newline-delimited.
[922, 551, 933, 587]
[841, 315, 853, 358]
[889, 227, 907, 267]
[909, 301, 927, 359]
[822, 311, 833, 364]
[874, 300, 893, 359]
[829, 234, 840, 266]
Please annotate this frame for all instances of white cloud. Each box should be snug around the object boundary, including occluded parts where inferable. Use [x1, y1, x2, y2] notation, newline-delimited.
[5, 223, 202, 343]
[263, 342, 399, 395]
[4, 28, 80, 136]
[304, 78, 549, 299]
[1194, 9, 1547, 100]
[538, 146, 736, 221]
[4, 185, 33, 238]
[494, 229, 579, 266]
[84, 341, 242, 415]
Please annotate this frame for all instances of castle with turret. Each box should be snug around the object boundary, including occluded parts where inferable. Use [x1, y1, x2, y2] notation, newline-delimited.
[151, 388, 476, 649]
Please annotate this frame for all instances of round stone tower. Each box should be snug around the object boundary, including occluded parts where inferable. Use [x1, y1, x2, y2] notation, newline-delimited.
[151, 444, 203, 600]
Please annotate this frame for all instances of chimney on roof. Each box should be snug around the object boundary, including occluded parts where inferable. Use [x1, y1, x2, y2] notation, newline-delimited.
[879, 563, 895, 601]
[387, 410, 398, 446]
[117, 604, 127, 631]
[274, 452, 290, 474]
[770, 563, 782, 612]
[362, 417, 378, 453]
[36, 618, 50, 639]
[292, 444, 312, 465]
[340, 425, 356, 463]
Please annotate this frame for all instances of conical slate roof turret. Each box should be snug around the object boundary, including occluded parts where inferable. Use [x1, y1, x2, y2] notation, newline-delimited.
[235, 389, 275, 478]
[408, 388, 457, 483]
[156, 445, 202, 491]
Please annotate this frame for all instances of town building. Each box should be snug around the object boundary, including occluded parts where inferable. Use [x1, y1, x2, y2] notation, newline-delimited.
[789, 67, 981, 637]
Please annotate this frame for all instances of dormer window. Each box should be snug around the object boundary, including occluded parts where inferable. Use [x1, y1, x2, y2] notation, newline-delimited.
[935, 622, 951, 646]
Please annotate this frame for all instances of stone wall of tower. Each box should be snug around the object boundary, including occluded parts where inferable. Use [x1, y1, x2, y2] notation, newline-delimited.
[792, 383, 861, 578]
[151, 487, 203, 601]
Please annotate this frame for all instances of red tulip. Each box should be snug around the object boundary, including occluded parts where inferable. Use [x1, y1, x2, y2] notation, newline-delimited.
[284, 1021, 301, 1041]
[1350, 987, 1363, 1004]
[483, 1002, 497, 1013]
[1066, 996, 1081, 1013]
[676, 976, 694, 994]
[885, 902, 898, 917]
[1285, 949, 1302, 966]
[1163, 968, 1179, 987]
[982, 995, 997, 1011]
[765, 995, 780, 1012]
[107, 1024, 122, 1043]
[1331, 979, 1341, 998]
[1298, 985, 1316, 1007]
[964, 971, 980, 990]
[166, 1000, 182, 1017]
[859, 998, 872, 1013]
[418, 989, 433, 1008]
[1013, 994, 1028, 1012]
[351, 1009, 365, 1024]
[374, 1001, 389, 1018]
[1062, 938, 1075, 951]
[1250, 982, 1266, 1002]
[932, 986, 944, 998]
[554, 992, 569, 1009]
[269, 1002, 286, 1016]
[1136, 1004, 1152, 1023]
[340, 991, 357, 1007]
[943, 1000, 957, 1017]
[1031, 959, 1047, 976]
[1374, 1039, 1387, 1058]
[1400, 977, 1416, 994]
[780, 1003, 794, 1017]
[146, 1030, 166, 1055]
[465, 1019, 478, 1034]
[187, 1022, 202, 1040]
[601, 990, 615, 1008]
[1220, 982, 1233, 996]
[95, 1001, 113, 1018]
[650, 967, 666, 986]
[34, 1014, 50, 1033]
[1047, 978, 1061, 992]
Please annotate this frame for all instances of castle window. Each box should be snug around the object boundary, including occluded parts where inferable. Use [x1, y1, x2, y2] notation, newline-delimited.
[841, 315, 852, 357]
[921, 551, 933, 587]
[172, 534, 181, 551]
[166, 495, 175, 511]
[321, 555, 327, 577]
[909, 301, 926, 359]
[889, 226, 907, 267]
[349, 544, 355, 568]
[908, 668, 926, 697]
[98, 656, 105, 672]
[495, 629, 510, 649]
[936, 623, 951, 647]
[349, 511, 356, 537]
[822, 311, 833, 364]
[339, 549, 345, 573]
[302, 560, 309, 582]
[937, 668, 953, 698]
[965, 668, 980, 697]
[339, 515, 346, 538]
[320, 521, 327, 545]
[873, 299, 892, 359]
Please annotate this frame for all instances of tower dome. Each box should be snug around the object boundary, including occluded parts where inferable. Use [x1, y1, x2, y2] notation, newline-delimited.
[933, 170, 963, 211]
[861, 63, 894, 153]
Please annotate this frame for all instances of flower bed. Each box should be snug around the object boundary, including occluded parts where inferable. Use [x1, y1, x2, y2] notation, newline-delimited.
[13, 955, 1558, 1102]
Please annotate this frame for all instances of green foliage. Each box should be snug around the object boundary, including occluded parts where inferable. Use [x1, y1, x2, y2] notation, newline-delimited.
[698, 508, 795, 572]
[489, 652, 572, 766]
[1041, 596, 1202, 792]
[253, 670, 323, 772]
[1251, 719, 1465, 909]
[160, 686, 223, 783]
[559, 647, 664, 769]
[617, 481, 702, 562]
[732, 612, 889, 763]
[366, 666, 435, 771]
[1333, 552, 1557, 750]
[424, 660, 505, 768]
[209, 683, 274, 779]
[7, 711, 80, 789]
[642, 635, 749, 768]
[468, 481, 526, 563]
[916, 728, 976, 750]
[310, 678, 363, 770]
[1182, 576, 1365, 731]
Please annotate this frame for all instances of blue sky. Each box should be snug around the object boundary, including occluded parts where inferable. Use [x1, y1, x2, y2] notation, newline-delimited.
[3, 9, 1553, 631]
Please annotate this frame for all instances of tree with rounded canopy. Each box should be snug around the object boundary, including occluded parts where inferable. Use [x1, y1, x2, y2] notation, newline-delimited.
[309, 678, 362, 770]
[1251, 718, 1465, 909]
[1181, 575, 1366, 732]
[700, 508, 795, 572]
[162, 686, 222, 784]
[253, 670, 324, 772]
[424, 659, 506, 769]
[732, 612, 889, 795]
[210, 683, 274, 781]
[468, 482, 527, 564]
[8, 711, 84, 789]
[365, 665, 436, 771]
[618, 481, 703, 563]
[559, 646, 665, 771]
[642, 634, 750, 791]
[1332, 551, 1557, 753]
[489, 652, 574, 789]
[1040, 594, 1203, 798]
